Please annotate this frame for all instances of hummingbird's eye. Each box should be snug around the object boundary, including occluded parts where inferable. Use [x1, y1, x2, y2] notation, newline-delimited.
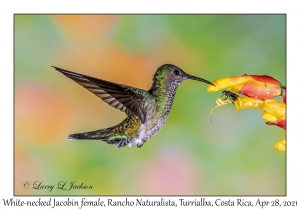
[173, 69, 180, 76]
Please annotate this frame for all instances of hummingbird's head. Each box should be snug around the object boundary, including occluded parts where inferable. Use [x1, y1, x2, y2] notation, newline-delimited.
[153, 64, 215, 87]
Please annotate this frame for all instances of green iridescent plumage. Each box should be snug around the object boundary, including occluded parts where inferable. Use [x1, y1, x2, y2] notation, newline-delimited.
[53, 64, 214, 148]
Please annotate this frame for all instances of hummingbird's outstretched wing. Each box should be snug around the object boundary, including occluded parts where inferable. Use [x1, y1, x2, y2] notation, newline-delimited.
[53, 66, 153, 123]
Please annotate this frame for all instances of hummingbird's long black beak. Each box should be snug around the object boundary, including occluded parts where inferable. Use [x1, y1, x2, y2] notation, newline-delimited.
[187, 75, 215, 86]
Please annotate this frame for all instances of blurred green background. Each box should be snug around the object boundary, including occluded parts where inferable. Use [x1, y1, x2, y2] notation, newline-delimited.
[14, 14, 285, 195]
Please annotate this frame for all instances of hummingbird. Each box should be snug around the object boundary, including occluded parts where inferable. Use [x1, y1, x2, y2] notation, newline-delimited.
[53, 64, 214, 148]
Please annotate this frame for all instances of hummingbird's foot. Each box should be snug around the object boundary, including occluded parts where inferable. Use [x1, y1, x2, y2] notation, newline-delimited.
[115, 138, 132, 149]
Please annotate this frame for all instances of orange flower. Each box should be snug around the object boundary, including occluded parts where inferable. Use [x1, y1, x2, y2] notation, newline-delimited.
[208, 74, 286, 151]
[207, 74, 286, 102]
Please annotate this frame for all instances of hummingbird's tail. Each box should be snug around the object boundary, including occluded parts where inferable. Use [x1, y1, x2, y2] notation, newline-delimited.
[68, 126, 132, 148]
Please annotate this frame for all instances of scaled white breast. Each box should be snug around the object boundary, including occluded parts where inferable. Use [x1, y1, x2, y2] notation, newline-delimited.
[134, 116, 157, 147]
[131, 102, 171, 147]
[131, 124, 147, 147]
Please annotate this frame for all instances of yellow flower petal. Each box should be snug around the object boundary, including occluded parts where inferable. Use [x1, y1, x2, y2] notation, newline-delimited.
[262, 112, 280, 123]
[234, 97, 265, 111]
[207, 75, 251, 93]
[207, 77, 232, 92]
[274, 139, 286, 151]
[233, 98, 286, 121]
[263, 100, 286, 120]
